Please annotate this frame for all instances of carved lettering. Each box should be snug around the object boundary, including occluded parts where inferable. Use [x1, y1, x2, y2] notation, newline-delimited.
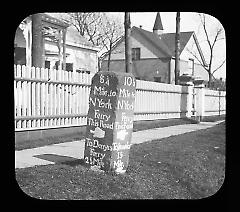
[89, 97, 112, 109]
[94, 109, 110, 122]
[84, 71, 136, 173]
[117, 99, 134, 110]
[119, 88, 131, 98]
[94, 86, 107, 96]
[86, 138, 113, 152]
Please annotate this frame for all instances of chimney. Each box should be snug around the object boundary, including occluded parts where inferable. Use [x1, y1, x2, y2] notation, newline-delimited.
[153, 12, 164, 36]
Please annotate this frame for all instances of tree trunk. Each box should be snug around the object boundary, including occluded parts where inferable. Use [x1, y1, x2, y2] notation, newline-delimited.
[175, 12, 180, 85]
[124, 12, 132, 73]
[107, 43, 113, 71]
[32, 13, 44, 68]
[208, 71, 212, 88]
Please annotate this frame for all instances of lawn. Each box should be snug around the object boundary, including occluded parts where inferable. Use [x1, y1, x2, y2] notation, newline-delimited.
[15, 121, 225, 200]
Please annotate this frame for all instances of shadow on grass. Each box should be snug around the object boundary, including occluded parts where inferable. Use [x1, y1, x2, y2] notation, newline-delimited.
[61, 159, 85, 167]
[34, 154, 85, 167]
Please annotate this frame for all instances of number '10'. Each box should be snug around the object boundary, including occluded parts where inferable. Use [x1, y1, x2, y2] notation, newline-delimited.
[124, 76, 135, 87]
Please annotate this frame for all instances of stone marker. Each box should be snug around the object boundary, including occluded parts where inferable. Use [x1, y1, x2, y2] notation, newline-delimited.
[84, 71, 136, 174]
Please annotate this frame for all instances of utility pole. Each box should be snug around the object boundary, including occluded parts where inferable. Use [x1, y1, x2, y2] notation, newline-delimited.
[32, 13, 44, 68]
[124, 12, 132, 73]
[175, 12, 181, 85]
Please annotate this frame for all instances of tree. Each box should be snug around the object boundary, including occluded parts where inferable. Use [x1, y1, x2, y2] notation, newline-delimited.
[100, 13, 124, 71]
[66, 12, 103, 46]
[63, 12, 124, 70]
[187, 13, 226, 88]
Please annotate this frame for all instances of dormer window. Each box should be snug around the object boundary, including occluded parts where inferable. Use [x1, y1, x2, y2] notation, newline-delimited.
[132, 48, 140, 60]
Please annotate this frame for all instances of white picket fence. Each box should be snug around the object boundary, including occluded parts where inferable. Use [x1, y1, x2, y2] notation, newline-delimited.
[134, 80, 189, 121]
[204, 89, 226, 116]
[14, 65, 226, 131]
[14, 65, 93, 131]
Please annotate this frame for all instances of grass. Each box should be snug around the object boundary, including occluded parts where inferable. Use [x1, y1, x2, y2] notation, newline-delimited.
[15, 121, 225, 199]
[201, 115, 226, 122]
[15, 132, 85, 151]
[15, 115, 225, 151]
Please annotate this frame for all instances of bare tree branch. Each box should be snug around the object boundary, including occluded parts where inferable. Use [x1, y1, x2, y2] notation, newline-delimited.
[186, 47, 208, 71]
[199, 14, 212, 51]
[187, 13, 226, 87]
[62, 12, 124, 70]
[212, 59, 226, 75]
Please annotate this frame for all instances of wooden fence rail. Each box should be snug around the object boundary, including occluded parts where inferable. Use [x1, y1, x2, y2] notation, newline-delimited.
[14, 65, 226, 131]
[204, 89, 226, 116]
[14, 65, 93, 130]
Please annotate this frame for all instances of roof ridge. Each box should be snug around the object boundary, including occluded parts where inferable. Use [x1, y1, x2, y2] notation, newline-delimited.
[133, 26, 172, 57]
[161, 31, 195, 55]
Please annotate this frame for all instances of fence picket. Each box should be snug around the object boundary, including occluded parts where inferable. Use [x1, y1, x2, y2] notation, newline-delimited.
[21, 66, 27, 128]
[26, 66, 31, 128]
[40, 67, 45, 127]
[14, 65, 17, 117]
[36, 67, 41, 127]
[16, 65, 22, 128]
[14, 65, 226, 131]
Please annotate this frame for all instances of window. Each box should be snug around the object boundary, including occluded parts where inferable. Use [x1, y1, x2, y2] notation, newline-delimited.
[66, 63, 73, 72]
[45, 61, 50, 69]
[154, 77, 161, 83]
[188, 58, 194, 75]
[132, 48, 140, 60]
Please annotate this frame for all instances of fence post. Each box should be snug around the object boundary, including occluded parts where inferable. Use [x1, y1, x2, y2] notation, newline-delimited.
[186, 84, 193, 118]
[194, 79, 205, 122]
[179, 74, 194, 119]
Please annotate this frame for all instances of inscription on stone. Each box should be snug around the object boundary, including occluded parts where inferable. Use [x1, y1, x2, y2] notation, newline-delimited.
[84, 71, 136, 173]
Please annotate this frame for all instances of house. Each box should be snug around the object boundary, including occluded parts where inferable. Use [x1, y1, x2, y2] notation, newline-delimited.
[101, 12, 208, 84]
[14, 13, 100, 73]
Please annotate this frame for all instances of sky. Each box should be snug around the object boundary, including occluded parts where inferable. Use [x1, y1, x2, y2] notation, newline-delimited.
[47, 12, 226, 79]
[111, 12, 226, 79]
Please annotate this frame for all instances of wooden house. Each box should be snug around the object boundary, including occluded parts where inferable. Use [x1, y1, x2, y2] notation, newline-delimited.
[101, 12, 208, 84]
[14, 13, 100, 74]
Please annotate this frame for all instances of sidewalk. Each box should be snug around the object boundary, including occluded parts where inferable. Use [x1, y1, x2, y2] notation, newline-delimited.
[15, 120, 224, 169]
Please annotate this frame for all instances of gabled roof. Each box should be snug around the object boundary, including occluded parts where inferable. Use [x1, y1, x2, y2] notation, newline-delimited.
[153, 12, 163, 30]
[161, 31, 194, 55]
[102, 26, 206, 65]
[132, 27, 207, 66]
[132, 26, 172, 57]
